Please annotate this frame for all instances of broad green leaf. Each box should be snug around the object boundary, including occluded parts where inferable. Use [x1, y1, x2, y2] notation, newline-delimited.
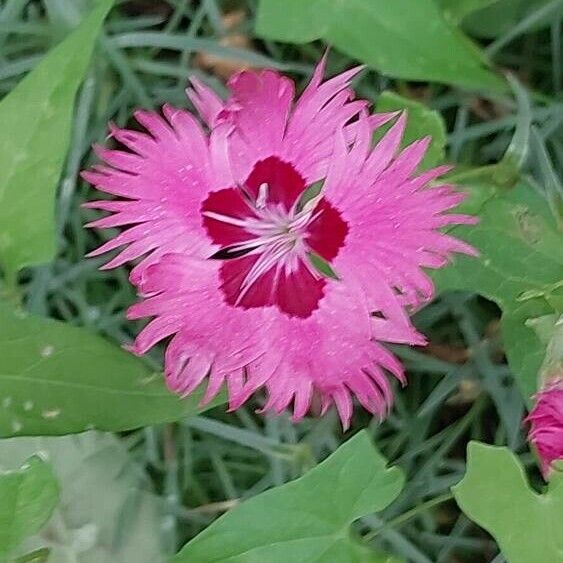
[256, 0, 329, 41]
[375, 91, 446, 170]
[437, 0, 500, 24]
[0, 457, 59, 560]
[433, 181, 563, 400]
[463, 0, 553, 38]
[527, 313, 560, 346]
[454, 442, 563, 563]
[0, 433, 166, 563]
[0, 301, 224, 438]
[255, 0, 504, 90]
[0, 0, 113, 283]
[174, 431, 404, 563]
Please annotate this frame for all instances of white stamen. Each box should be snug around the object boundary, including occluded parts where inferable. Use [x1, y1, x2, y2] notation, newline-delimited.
[256, 183, 269, 209]
[202, 211, 251, 228]
[209, 185, 328, 299]
[238, 241, 292, 298]
[301, 193, 324, 214]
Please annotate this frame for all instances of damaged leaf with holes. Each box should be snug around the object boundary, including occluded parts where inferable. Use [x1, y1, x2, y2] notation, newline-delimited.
[0, 302, 224, 437]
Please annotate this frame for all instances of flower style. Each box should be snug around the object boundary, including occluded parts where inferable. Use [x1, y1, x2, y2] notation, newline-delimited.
[527, 378, 563, 477]
[83, 57, 477, 427]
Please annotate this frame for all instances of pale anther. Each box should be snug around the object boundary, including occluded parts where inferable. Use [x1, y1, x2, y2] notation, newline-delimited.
[256, 183, 269, 209]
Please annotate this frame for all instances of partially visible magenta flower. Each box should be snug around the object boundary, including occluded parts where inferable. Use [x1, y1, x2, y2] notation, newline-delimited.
[83, 57, 477, 427]
[527, 378, 563, 477]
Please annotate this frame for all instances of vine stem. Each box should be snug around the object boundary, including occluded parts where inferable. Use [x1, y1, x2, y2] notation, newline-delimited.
[363, 491, 455, 542]
[445, 164, 501, 183]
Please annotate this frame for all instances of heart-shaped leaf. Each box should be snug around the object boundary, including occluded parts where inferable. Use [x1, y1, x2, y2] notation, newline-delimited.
[174, 431, 404, 563]
[454, 442, 563, 563]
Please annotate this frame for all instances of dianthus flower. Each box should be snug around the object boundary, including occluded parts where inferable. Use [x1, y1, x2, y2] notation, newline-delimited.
[527, 378, 563, 477]
[83, 57, 477, 427]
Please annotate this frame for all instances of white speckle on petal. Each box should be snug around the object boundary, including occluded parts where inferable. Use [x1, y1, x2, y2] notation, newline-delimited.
[23, 401, 34, 411]
[2, 397, 12, 408]
[42, 409, 61, 419]
[11, 420, 22, 433]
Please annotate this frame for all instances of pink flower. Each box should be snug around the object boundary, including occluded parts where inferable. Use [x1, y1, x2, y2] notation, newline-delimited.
[527, 378, 563, 477]
[83, 58, 477, 427]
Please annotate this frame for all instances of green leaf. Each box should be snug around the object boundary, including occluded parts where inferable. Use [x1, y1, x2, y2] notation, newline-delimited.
[255, 0, 329, 42]
[527, 313, 563, 384]
[454, 442, 563, 563]
[437, 0, 500, 24]
[174, 431, 404, 563]
[0, 301, 224, 438]
[375, 91, 446, 170]
[432, 181, 563, 400]
[308, 252, 340, 280]
[0, 432, 167, 562]
[0, 457, 59, 560]
[255, 0, 505, 90]
[463, 0, 554, 38]
[0, 0, 113, 284]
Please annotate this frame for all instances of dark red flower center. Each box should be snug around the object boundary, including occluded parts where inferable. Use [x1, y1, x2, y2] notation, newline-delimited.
[201, 157, 348, 318]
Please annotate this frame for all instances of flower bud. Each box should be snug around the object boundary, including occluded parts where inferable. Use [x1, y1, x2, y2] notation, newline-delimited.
[527, 378, 563, 477]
